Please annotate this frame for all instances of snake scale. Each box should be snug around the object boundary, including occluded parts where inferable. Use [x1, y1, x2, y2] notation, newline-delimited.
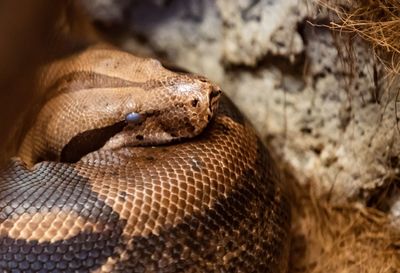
[0, 18, 291, 273]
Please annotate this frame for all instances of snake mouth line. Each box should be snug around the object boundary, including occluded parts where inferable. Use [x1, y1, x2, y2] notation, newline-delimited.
[60, 106, 205, 163]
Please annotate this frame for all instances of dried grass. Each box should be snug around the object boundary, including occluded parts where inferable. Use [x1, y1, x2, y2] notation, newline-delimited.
[287, 174, 400, 273]
[321, 0, 400, 74]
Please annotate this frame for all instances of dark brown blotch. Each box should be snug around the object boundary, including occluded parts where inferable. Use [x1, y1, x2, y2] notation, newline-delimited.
[61, 121, 126, 163]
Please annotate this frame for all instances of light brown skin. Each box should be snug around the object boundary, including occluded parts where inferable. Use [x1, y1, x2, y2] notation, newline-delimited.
[0, 9, 290, 273]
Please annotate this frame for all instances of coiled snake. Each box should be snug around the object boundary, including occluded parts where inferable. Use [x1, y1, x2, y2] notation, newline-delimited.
[0, 44, 291, 272]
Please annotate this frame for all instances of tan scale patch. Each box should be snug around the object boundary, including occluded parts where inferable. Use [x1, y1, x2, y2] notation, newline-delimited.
[0, 210, 107, 243]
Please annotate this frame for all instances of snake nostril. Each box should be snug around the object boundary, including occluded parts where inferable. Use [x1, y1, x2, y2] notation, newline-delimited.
[191, 99, 199, 107]
[209, 89, 221, 101]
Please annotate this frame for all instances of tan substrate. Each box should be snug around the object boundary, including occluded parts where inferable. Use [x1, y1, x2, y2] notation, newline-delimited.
[287, 174, 400, 272]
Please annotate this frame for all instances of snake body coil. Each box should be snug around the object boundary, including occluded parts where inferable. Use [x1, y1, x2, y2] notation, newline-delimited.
[0, 45, 290, 272]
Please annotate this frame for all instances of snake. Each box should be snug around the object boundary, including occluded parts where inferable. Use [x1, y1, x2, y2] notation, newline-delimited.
[0, 43, 291, 272]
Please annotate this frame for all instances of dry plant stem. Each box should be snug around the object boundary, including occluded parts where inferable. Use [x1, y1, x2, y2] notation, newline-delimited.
[322, 0, 400, 73]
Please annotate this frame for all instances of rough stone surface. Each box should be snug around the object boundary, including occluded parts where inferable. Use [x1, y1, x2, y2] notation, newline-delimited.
[84, 0, 400, 202]
[125, 0, 224, 82]
[216, 0, 306, 65]
[81, 0, 130, 24]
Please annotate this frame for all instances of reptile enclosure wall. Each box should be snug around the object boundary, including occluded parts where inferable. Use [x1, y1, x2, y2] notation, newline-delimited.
[1, 0, 400, 272]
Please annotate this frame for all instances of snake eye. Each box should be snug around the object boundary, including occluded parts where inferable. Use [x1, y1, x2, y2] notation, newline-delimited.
[126, 112, 144, 124]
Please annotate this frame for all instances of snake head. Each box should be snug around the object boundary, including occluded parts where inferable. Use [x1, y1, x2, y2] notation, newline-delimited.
[101, 73, 222, 151]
